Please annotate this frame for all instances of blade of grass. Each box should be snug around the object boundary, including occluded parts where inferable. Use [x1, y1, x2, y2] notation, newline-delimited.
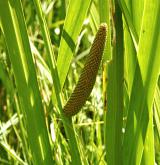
[0, 142, 27, 165]
[141, 108, 154, 165]
[33, 0, 61, 105]
[0, 61, 30, 164]
[105, 2, 124, 165]
[154, 86, 160, 138]
[57, 0, 91, 90]
[89, 1, 100, 35]
[154, 87, 160, 164]
[0, 0, 53, 164]
[99, 0, 112, 61]
[99, 0, 112, 126]
[32, 0, 86, 164]
[121, 0, 138, 134]
[123, 1, 160, 164]
[118, 0, 139, 50]
[119, 0, 144, 97]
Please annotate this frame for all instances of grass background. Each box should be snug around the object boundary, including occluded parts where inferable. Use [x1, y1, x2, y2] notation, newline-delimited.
[0, 0, 160, 164]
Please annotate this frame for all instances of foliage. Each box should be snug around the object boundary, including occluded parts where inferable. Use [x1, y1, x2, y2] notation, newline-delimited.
[0, 0, 159, 164]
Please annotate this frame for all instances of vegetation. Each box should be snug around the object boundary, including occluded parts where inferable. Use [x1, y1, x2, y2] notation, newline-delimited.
[0, 0, 160, 165]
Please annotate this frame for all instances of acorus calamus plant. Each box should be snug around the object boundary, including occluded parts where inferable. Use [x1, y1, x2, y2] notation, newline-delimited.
[64, 23, 107, 116]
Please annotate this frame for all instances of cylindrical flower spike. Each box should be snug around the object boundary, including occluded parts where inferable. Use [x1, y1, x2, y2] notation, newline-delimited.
[63, 23, 107, 116]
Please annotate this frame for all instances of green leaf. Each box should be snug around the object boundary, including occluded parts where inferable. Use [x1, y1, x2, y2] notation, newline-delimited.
[57, 0, 91, 89]
[105, 2, 124, 165]
[123, 1, 160, 164]
[32, 1, 85, 164]
[0, 0, 53, 164]
[99, 0, 112, 61]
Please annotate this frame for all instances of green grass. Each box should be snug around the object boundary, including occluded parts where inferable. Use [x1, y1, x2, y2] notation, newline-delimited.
[0, 0, 160, 165]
